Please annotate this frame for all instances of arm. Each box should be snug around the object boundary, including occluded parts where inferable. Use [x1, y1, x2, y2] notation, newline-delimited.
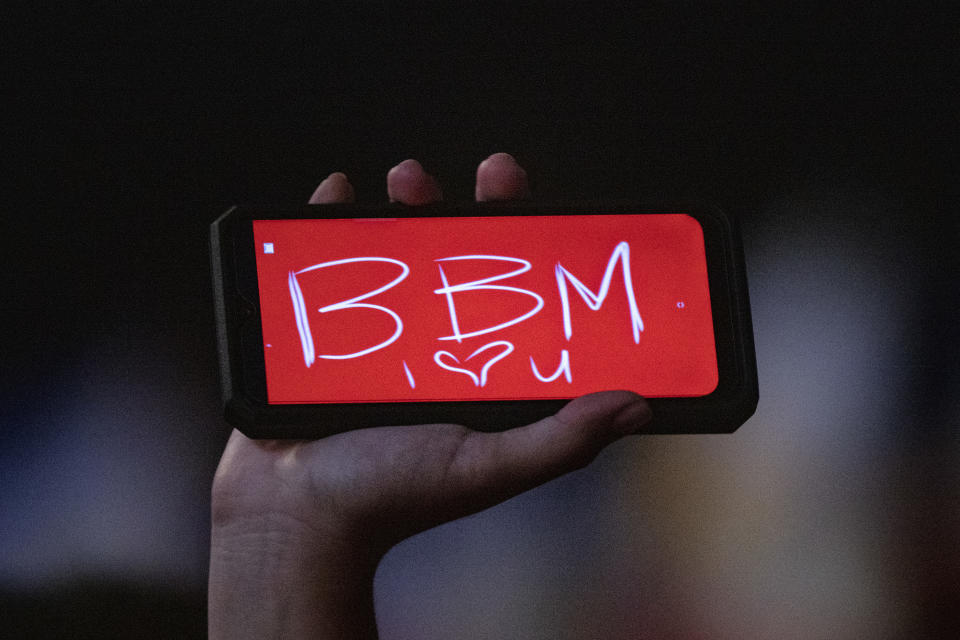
[208, 154, 653, 639]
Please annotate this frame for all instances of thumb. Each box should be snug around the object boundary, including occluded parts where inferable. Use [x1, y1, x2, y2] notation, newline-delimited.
[446, 391, 652, 510]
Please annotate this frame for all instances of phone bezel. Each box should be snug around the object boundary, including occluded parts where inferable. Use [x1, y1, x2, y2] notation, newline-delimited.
[211, 202, 757, 437]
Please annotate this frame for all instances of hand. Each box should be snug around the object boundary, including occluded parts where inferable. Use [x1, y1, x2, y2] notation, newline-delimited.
[208, 154, 653, 639]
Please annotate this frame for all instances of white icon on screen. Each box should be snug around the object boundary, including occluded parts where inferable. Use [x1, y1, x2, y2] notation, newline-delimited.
[263, 243, 275, 254]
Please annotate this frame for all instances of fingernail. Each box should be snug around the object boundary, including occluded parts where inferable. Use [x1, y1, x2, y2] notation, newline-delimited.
[611, 400, 653, 435]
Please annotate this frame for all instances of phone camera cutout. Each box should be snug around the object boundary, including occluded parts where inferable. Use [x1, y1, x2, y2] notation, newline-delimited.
[677, 301, 685, 309]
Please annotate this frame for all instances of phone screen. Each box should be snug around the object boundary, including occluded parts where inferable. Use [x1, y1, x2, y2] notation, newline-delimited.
[251, 214, 718, 404]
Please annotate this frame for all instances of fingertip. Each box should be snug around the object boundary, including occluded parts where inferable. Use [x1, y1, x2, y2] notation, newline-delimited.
[387, 158, 425, 179]
[541, 392, 650, 474]
[610, 396, 654, 435]
[553, 390, 651, 440]
[504, 392, 649, 473]
[439, 391, 651, 515]
[309, 172, 355, 203]
[387, 158, 443, 205]
[483, 152, 519, 165]
[476, 152, 530, 201]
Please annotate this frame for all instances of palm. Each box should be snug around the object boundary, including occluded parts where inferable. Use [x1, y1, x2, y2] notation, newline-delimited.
[211, 155, 649, 553]
[208, 154, 651, 640]
[214, 423, 469, 548]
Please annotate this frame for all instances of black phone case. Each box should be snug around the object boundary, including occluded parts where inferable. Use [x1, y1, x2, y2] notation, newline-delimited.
[211, 202, 758, 437]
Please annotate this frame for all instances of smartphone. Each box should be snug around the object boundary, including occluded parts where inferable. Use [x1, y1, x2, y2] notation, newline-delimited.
[211, 202, 757, 437]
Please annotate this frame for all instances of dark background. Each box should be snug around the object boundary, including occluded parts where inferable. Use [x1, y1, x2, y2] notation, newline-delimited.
[3, 2, 958, 638]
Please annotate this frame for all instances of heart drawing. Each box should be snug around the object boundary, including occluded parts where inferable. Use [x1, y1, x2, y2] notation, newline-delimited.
[433, 340, 515, 387]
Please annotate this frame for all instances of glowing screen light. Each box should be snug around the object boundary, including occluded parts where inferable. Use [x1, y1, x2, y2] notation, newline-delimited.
[253, 214, 717, 403]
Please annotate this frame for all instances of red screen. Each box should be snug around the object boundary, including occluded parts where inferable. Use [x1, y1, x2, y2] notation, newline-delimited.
[253, 214, 718, 403]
